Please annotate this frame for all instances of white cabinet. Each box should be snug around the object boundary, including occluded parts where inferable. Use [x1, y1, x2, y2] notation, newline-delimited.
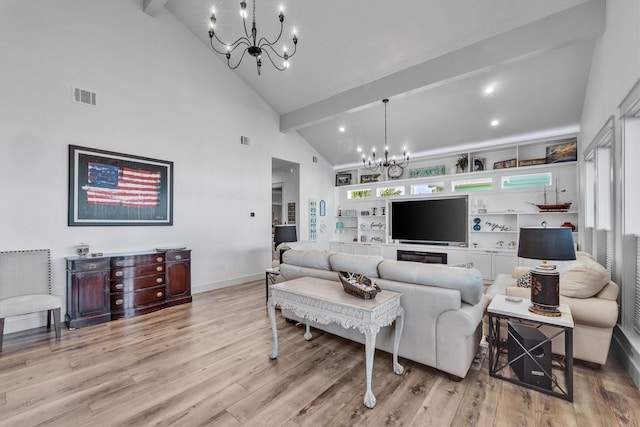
[469, 251, 518, 281]
[330, 242, 382, 256]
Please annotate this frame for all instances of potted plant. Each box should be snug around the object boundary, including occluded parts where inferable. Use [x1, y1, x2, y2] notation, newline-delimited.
[456, 154, 468, 173]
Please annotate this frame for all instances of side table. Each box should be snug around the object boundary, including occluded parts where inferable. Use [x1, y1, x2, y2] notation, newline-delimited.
[265, 267, 280, 304]
[488, 294, 574, 401]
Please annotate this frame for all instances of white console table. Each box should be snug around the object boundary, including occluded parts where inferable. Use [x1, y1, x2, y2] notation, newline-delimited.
[267, 277, 404, 409]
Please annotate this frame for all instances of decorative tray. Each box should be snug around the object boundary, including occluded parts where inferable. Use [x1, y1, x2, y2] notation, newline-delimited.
[338, 271, 381, 300]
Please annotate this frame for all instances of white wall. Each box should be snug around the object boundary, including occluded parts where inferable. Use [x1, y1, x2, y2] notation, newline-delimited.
[0, 0, 334, 332]
[579, 0, 640, 386]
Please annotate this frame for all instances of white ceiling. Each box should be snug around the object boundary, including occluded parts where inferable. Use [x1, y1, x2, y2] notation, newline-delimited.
[161, 0, 603, 169]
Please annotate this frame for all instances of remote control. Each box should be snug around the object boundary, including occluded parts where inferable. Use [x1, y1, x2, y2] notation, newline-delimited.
[505, 296, 522, 303]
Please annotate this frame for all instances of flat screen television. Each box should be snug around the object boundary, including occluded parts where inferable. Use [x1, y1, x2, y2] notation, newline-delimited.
[390, 196, 468, 245]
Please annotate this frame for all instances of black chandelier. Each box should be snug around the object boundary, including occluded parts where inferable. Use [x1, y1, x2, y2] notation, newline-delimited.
[362, 99, 410, 172]
[208, 0, 299, 75]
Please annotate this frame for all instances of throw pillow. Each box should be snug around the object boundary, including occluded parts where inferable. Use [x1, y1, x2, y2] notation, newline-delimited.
[560, 255, 610, 298]
[516, 270, 532, 288]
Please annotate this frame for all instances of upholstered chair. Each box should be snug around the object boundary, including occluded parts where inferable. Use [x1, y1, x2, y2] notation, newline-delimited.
[0, 249, 62, 350]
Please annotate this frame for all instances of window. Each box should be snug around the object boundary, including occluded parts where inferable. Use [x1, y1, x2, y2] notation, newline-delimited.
[347, 189, 372, 199]
[619, 79, 640, 335]
[501, 173, 552, 189]
[452, 177, 493, 192]
[376, 186, 405, 197]
[411, 182, 444, 194]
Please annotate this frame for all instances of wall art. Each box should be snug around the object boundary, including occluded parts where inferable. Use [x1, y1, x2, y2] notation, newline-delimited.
[68, 145, 173, 226]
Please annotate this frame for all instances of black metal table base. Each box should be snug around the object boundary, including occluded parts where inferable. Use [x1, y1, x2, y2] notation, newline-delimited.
[488, 312, 573, 402]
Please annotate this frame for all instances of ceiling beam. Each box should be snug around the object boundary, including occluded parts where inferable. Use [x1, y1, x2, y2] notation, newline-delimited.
[280, 0, 604, 133]
[143, 0, 169, 17]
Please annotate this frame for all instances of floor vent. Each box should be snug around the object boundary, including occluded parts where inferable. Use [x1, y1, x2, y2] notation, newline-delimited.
[73, 87, 96, 106]
[240, 136, 250, 146]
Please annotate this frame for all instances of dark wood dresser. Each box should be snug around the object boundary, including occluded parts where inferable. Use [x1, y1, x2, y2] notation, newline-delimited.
[66, 249, 191, 328]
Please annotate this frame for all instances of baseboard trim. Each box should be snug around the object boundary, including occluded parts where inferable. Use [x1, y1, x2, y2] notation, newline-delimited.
[3, 312, 48, 334]
[192, 273, 262, 294]
[612, 325, 640, 389]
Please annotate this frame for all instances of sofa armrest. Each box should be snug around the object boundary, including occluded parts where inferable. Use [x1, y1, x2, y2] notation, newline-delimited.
[596, 281, 619, 301]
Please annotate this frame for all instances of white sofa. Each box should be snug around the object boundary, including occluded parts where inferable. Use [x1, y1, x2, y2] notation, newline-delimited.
[485, 251, 619, 366]
[277, 249, 488, 379]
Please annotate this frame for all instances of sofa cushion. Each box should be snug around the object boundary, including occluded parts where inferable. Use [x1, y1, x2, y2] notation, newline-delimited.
[282, 250, 332, 270]
[560, 255, 610, 298]
[329, 253, 383, 278]
[377, 260, 483, 305]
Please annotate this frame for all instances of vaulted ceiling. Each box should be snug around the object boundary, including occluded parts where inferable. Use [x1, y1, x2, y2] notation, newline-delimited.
[155, 0, 603, 169]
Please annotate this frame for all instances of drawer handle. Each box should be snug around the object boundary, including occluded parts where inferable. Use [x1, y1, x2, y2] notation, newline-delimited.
[86, 263, 96, 270]
[156, 266, 163, 272]
[115, 299, 123, 305]
[115, 261, 124, 267]
[156, 292, 163, 298]
[115, 271, 123, 277]
[115, 283, 124, 290]
[175, 255, 182, 260]
[156, 277, 163, 284]
[156, 256, 163, 262]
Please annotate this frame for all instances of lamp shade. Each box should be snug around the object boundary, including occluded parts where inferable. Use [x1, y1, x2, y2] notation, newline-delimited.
[518, 227, 576, 261]
[274, 225, 297, 245]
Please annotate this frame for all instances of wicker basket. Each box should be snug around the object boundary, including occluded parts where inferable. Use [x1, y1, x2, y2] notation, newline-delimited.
[338, 271, 381, 299]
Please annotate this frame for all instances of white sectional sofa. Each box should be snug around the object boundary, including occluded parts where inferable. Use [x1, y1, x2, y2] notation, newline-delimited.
[277, 249, 488, 379]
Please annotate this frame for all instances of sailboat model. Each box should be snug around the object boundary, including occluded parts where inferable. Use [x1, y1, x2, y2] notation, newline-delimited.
[534, 180, 572, 212]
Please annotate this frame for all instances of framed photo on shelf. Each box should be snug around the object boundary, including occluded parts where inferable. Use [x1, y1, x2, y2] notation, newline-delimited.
[472, 157, 486, 171]
[335, 173, 352, 186]
[68, 145, 173, 226]
[518, 158, 546, 167]
[503, 158, 517, 168]
[360, 174, 381, 184]
[546, 139, 577, 163]
[493, 160, 505, 169]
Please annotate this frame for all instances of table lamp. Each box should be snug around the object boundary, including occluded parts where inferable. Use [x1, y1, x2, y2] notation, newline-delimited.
[274, 225, 297, 263]
[517, 227, 576, 317]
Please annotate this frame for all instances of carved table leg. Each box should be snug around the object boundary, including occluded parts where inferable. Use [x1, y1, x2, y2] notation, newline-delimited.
[268, 300, 278, 359]
[363, 325, 378, 408]
[393, 307, 405, 375]
[304, 318, 313, 341]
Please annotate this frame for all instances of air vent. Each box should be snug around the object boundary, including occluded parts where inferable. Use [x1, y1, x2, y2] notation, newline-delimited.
[73, 87, 96, 106]
[240, 136, 250, 145]
[312, 156, 318, 163]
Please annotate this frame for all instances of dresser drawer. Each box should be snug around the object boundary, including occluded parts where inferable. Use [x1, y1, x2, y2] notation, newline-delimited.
[110, 274, 164, 292]
[111, 263, 164, 279]
[111, 254, 165, 268]
[165, 250, 191, 262]
[111, 286, 166, 309]
[68, 258, 110, 272]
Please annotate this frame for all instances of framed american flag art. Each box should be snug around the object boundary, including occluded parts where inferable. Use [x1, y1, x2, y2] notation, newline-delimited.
[68, 145, 173, 226]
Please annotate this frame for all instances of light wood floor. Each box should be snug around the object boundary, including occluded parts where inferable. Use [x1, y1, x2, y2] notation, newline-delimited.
[1, 280, 640, 426]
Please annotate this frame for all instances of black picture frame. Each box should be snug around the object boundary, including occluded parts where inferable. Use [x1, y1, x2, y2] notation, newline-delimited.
[68, 145, 173, 226]
[335, 173, 352, 186]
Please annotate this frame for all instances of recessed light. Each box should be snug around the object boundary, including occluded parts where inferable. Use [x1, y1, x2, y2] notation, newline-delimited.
[339, 126, 345, 133]
[490, 119, 500, 127]
[484, 85, 495, 95]
[356, 147, 362, 152]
